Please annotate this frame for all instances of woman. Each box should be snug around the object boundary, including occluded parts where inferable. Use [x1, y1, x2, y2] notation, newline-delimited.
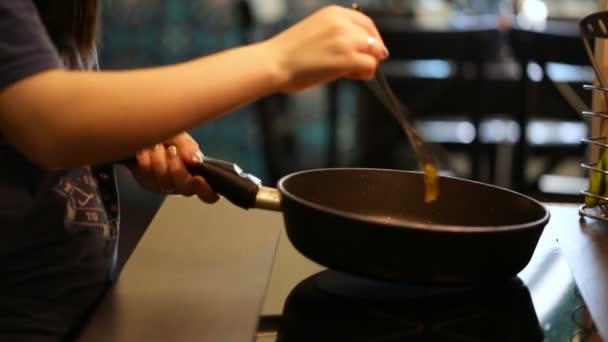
[0, 0, 387, 340]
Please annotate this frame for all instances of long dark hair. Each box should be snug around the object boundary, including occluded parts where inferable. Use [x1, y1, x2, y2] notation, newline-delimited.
[33, 0, 101, 67]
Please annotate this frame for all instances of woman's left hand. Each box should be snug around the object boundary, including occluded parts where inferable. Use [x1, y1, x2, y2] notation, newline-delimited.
[129, 132, 219, 203]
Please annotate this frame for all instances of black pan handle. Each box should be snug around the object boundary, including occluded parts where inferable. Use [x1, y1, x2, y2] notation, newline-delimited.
[118, 156, 262, 210]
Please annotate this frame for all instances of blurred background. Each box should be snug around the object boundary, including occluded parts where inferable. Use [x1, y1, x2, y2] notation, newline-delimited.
[100, 0, 600, 249]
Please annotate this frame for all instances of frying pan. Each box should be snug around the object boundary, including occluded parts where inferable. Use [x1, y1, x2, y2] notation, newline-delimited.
[127, 157, 550, 285]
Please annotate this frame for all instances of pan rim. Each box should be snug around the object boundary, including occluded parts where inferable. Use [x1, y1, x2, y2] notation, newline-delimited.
[277, 168, 550, 233]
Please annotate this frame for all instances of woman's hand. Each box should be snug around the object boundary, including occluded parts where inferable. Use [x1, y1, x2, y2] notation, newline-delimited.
[130, 132, 219, 203]
[265, 5, 389, 92]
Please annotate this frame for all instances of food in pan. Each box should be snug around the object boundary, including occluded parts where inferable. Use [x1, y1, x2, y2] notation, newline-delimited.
[424, 163, 438, 203]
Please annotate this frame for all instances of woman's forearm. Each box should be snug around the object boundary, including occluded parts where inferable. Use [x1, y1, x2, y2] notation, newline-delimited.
[0, 42, 284, 168]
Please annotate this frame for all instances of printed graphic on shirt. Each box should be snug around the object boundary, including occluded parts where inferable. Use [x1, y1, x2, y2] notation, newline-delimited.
[53, 167, 118, 242]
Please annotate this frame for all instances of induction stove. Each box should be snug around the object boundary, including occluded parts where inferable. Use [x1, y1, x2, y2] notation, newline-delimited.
[255, 225, 599, 341]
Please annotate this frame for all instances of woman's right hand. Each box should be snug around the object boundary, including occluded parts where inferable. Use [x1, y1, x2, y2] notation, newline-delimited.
[264, 5, 389, 93]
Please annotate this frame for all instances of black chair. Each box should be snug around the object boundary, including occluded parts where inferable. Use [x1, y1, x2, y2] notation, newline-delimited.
[352, 13, 502, 182]
[508, 20, 591, 198]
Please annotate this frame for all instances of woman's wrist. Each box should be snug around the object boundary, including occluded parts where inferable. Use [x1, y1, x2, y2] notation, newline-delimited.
[250, 39, 291, 94]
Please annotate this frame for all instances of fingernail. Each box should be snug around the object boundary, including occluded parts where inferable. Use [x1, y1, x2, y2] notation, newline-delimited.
[383, 47, 390, 58]
[167, 145, 177, 158]
[153, 144, 162, 151]
[192, 150, 204, 164]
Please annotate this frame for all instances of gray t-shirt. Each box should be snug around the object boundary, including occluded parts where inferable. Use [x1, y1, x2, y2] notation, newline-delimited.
[0, 1, 119, 340]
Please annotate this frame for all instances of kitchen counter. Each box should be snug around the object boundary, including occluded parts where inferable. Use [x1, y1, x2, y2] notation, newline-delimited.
[77, 195, 283, 342]
[78, 200, 606, 341]
[552, 203, 608, 340]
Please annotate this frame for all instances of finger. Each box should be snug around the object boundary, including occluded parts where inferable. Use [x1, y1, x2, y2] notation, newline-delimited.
[136, 148, 152, 172]
[344, 54, 379, 80]
[170, 132, 203, 166]
[166, 145, 195, 196]
[347, 7, 389, 57]
[191, 176, 220, 203]
[351, 26, 388, 61]
[134, 149, 161, 191]
[150, 144, 175, 193]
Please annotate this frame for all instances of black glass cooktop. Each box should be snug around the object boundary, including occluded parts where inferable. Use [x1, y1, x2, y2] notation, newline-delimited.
[255, 228, 598, 341]
[270, 271, 542, 341]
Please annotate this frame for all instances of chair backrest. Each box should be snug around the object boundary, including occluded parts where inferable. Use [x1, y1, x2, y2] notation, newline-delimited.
[508, 20, 592, 120]
[378, 16, 501, 63]
[509, 21, 589, 67]
[507, 19, 590, 194]
[366, 14, 502, 118]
